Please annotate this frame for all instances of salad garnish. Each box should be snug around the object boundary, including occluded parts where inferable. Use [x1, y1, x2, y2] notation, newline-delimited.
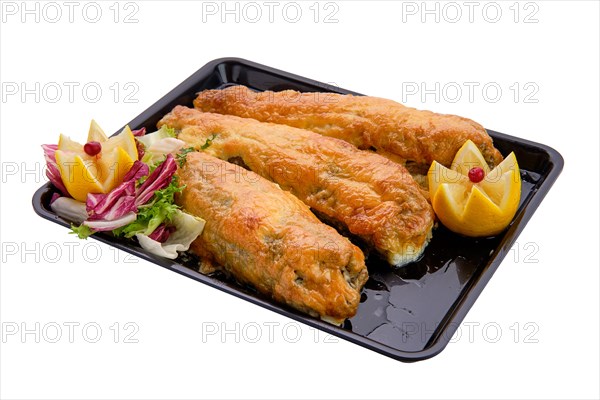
[43, 122, 205, 259]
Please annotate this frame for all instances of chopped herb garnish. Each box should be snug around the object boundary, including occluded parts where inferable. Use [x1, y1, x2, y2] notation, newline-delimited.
[201, 134, 218, 150]
[177, 147, 196, 167]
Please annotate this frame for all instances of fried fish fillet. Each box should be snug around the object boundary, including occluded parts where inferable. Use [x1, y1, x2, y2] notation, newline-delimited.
[177, 151, 368, 323]
[194, 85, 503, 169]
[160, 106, 435, 267]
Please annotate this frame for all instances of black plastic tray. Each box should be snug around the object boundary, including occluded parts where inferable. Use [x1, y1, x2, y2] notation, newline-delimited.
[32, 58, 563, 362]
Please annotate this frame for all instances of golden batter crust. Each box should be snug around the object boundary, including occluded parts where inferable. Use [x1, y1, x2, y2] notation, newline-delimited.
[194, 85, 503, 169]
[160, 106, 434, 266]
[177, 152, 368, 323]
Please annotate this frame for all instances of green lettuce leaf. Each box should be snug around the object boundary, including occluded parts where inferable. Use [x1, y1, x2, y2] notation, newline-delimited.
[113, 177, 185, 238]
[136, 125, 176, 149]
[70, 224, 93, 239]
[135, 210, 206, 259]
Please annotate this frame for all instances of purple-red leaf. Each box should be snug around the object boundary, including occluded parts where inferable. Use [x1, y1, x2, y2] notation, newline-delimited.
[86, 161, 148, 221]
[100, 196, 137, 221]
[132, 128, 147, 159]
[136, 140, 145, 160]
[42, 144, 69, 196]
[148, 224, 175, 243]
[135, 154, 177, 206]
[86, 180, 135, 220]
[123, 160, 149, 182]
[132, 127, 146, 137]
[50, 193, 61, 205]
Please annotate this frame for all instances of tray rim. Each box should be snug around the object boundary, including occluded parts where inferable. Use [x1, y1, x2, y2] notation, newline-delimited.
[32, 57, 564, 362]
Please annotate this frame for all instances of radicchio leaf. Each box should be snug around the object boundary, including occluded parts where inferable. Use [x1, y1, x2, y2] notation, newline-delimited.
[42, 144, 69, 196]
[135, 154, 177, 206]
[148, 224, 175, 243]
[132, 127, 146, 137]
[125, 160, 150, 180]
[50, 193, 61, 205]
[132, 127, 147, 159]
[86, 161, 148, 221]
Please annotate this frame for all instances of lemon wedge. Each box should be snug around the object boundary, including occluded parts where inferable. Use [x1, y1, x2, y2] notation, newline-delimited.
[101, 126, 138, 161]
[427, 140, 521, 237]
[55, 151, 106, 202]
[54, 123, 139, 202]
[98, 146, 135, 190]
[58, 134, 84, 153]
[87, 119, 108, 143]
[450, 139, 491, 175]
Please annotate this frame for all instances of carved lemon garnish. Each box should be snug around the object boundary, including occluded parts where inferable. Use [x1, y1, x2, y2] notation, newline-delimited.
[427, 140, 521, 237]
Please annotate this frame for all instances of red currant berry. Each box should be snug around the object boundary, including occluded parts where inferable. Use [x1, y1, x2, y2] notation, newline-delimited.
[84, 141, 102, 156]
[468, 167, 485, 183]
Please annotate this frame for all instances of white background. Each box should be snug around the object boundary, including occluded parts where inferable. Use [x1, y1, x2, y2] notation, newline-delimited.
[1, 1, 599, 399]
